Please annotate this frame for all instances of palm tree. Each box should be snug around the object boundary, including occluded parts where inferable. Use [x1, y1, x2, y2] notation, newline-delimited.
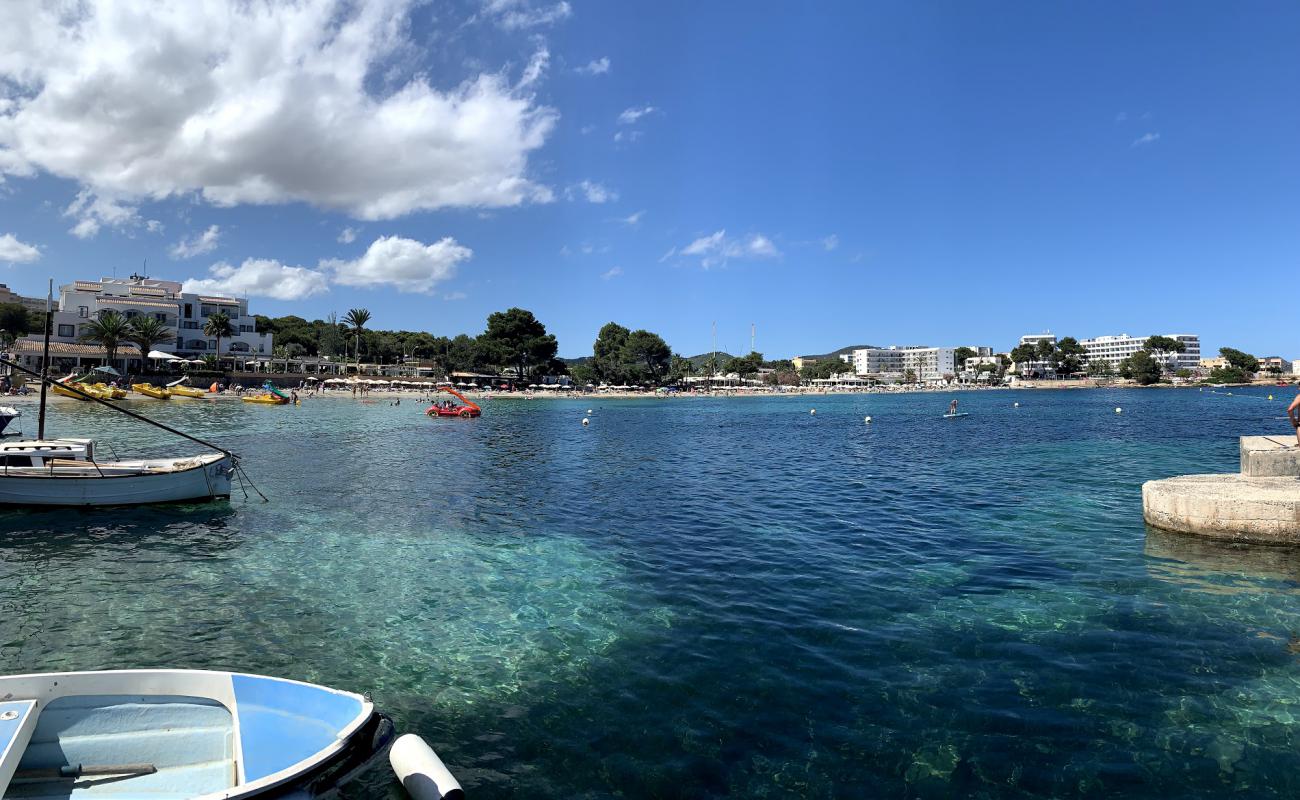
[344, 308, 371, 374]
[80, 311, 132, 373]
[128, 316, 174, 367]
[203, 312, 235, 367]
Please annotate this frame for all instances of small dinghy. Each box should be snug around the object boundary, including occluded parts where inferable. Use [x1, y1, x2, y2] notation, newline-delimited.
[0, 407, 19, 436]
[0, 669, 407, 799]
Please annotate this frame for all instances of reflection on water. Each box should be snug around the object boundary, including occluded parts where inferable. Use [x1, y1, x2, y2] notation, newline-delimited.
[1145, 526, 1300, 594]
[3, 388, 1300, 797]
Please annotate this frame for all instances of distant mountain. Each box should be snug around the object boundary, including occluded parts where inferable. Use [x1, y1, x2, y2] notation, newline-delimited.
[795, 345, 877, 360]
[686, 351, 735, 370]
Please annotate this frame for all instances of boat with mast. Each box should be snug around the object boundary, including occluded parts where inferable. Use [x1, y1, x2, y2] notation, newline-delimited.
[0, 281, 239, 507]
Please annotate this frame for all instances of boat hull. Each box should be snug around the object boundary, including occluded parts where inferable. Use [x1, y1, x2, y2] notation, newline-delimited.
[0, 454, 232, 506]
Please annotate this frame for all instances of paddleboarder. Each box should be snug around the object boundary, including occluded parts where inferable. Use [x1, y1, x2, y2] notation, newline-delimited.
[948, 398, 959, 416]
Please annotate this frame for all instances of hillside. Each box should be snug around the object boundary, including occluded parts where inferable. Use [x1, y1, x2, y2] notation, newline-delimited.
[796, 344, 877, 360]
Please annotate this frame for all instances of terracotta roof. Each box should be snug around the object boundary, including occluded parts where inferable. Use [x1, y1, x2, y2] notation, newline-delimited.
[198, 296, 239, 304]
[98, 297, 179, 310]
[10, 340, 111, 357]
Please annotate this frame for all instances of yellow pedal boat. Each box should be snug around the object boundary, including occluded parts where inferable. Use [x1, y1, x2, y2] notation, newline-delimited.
[92, 382, 128, 399]
[242, 393, 288, 405]
[169, 384, 207, 398]
[132, 382, 171, 399]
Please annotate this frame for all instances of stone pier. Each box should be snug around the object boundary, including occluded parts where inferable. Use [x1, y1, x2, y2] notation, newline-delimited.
[1142, 436, 1300, 543]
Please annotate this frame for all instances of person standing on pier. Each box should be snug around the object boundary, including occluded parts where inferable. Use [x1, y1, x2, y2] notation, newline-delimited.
[1288, 387, 1300, 446]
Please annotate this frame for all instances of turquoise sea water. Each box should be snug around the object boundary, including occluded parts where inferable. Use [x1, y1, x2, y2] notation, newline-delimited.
[3, 387, 1300, 798]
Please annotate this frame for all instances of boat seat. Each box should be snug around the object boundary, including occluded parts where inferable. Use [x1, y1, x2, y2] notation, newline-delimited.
[5, 695, 234, 799]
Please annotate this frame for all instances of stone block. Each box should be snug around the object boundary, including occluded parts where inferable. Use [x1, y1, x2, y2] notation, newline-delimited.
[1143, 474, 1300, 543]
[1240, 435, 1300, 477]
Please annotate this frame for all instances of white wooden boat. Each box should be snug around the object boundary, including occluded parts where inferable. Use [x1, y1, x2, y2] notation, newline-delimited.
[0, 439, 232, 506]
[0, 669, 399, 799]
[0, 408, 18, 436]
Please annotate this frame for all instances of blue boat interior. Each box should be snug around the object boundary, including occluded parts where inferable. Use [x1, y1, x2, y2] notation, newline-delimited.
[5, 695, 233, 799]
[0, 676, 364, 800]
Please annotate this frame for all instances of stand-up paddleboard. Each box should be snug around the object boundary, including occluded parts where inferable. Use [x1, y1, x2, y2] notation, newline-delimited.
[942, 412, 969, 418]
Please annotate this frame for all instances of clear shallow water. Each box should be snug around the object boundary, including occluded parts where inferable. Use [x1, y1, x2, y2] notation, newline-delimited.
[3, 387, 1300, 798]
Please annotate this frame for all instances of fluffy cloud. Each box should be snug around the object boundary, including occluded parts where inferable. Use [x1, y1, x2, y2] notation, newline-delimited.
[169, 225, 221, 259]
[569, 180, 617, 203]
[183, 258, 330, 301]
[1132, 132, 1161, 147]
[327, 235, 472, 294]
[619, 210, 644, 226]
[63, 190, 140, 239]
[575, 57, 610, 76]
[482, 0, 572, 30]
[617, 105, 658, 125]
[0, 233, 40, 263]
[822, 234, 839, 251]
[338, 227, 358, 244]
[0, 1, 557, 224]
[600, 266, 622, 280]
[676, 229, 781, 268]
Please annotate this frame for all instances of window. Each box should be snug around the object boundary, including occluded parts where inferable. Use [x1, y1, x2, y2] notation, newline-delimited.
[57, 324, 74, 337]
[155, 313, 167, 323]
[182, 321, 199, 329]
[78, 306, 88, 318]
[176, 336, 184, 349]
[0, 455, 33, 468]
[239, 324, 254, 333]
[184, 303, 193, 318]
[208, 340, 217, 349]
[201, 305, 216, 316]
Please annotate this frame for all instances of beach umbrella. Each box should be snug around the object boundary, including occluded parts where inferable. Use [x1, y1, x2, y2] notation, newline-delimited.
[147, 350, 181, 361]
[93, 365, 121, 376]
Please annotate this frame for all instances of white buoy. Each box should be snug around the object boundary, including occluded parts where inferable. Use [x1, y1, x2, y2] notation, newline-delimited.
[1269, 395, 1273, 401]
[390, 734, 464, 800]
[1013, 402, 1019, 407]
[864, 416, 872, 423]
[582, 417, 589, 426]
[1115, 407, 1122, 414]
[810, 409, 816, 415]
[587, 409, 593, 414]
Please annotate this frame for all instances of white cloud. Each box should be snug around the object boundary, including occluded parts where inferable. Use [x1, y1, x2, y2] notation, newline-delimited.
[169, 224, 221, 259]
[822, 234, 839, 251]
[619, 210, 644, 226]
[517, 47, 549, 90]
[483, 0, 572, 30]
[1132, 132, 1160, 147]
[63, 190, 140, 239]
[1115, 112, 1128, 123]
[183, 258, 329, 301]
[618, 105, 658, 125]
[0, 1, 558, 221]
[327, 235, 472, 294]
[575, 57, 610, 76]
[612, 130, 642, 144]
[338, 227, 358, 244]
[0, 233, 40, 263]
[443, 291, 468, 301]
[145, 219, 164, 234]
[579, 124, 595, 135]
[601, 266, 622, 280]
[677, 229, 781, 268]
[569, 180, 617, 203]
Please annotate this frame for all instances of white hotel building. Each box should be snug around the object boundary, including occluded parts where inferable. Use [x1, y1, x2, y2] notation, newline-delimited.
[1080, 334, 1200, 371]
[38, 275, 271, 360]
[852, 346, 958, 381]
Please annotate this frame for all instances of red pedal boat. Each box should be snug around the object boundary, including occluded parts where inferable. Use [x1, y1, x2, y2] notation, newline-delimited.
[426, 386, 481, 418]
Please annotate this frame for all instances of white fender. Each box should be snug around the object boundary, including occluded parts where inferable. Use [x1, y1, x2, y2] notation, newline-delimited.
[390, 734, 464, 800]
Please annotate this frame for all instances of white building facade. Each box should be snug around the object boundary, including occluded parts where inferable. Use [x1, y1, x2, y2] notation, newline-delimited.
[1080, 334, 1200, 371]
[40, 275, 271, 359]
[852, 346, 957, 381]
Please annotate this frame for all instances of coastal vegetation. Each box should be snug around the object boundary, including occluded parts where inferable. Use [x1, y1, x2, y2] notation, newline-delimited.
[127, 316, 173, 362]
[0, 303, 35, 346]
[1207, 347, 1259, 384]
[79, 310, 131, 370]
[203, 312, 235, 361]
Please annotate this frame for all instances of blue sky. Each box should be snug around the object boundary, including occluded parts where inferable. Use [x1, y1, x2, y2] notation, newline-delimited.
[1, 1, 1297, 359]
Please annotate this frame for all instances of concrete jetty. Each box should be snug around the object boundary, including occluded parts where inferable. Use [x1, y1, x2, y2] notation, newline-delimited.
[1143, 436, 1300, 543]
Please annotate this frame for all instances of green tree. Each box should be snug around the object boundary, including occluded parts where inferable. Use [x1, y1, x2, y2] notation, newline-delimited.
[1144, 336, 1186, 372]
[1052, 336, 1087, 377]
[723, 351, 764, 379]
[800, 359, 852, 381]
[1087, 359, 1114, 378]
[903, 368, 918, 384]
[1035, 339, 1056, 364]
[128, 315, 174, 365]
[80, 310, 132, 371]
[591, 322, 632, 384]
[203, 311, 235, 365]
[668, 354, 695, 383]
[479, 308, 558, 382]
[0, 303, 34, 345]
[1009, 344, 1039, 376]
[953, 346, 976, 373]
[344, 308, 371, 370]
[1125, 350, 1163, 385]
[1219, 347, 1259, 375]
[624, 329, 672, 383]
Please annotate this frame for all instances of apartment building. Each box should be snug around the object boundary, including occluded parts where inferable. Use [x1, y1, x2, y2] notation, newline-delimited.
[1080, 334, 1200, 371]
[851, 346, 957, 381]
